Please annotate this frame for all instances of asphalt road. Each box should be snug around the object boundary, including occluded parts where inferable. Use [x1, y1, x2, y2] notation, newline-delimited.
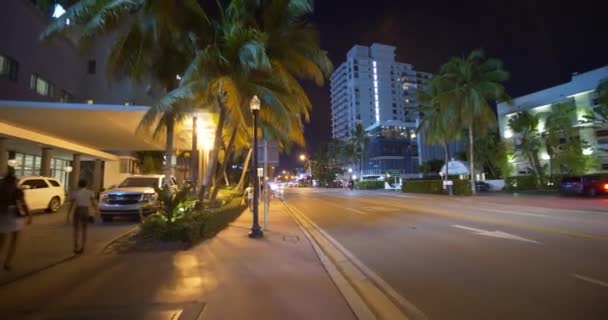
[283, 188, 608, 320]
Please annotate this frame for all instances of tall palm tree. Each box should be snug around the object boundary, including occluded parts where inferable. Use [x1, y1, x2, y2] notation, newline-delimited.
[416, 78, 460, 181]
[350, 122, 369, 180]
[438, 49, 510, 193]
[42, 0, 207, 185]
[158, 0, 331, 200]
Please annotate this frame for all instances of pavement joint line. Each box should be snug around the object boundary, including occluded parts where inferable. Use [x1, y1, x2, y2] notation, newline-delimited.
[281, 201, 375, 320]
[283, 200, 428, 320]
[572, 274, 608, 288]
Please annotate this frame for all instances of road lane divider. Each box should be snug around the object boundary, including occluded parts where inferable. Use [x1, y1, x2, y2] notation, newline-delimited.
[282, 200, 428, 320]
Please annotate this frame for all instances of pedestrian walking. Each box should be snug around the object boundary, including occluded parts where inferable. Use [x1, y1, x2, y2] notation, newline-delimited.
[244, 183, 254, 212]
[68, 179, 98, 254]
[0, 167, 32, 271]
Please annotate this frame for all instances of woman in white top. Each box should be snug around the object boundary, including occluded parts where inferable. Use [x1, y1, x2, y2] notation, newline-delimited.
[68, 179, 97, 254]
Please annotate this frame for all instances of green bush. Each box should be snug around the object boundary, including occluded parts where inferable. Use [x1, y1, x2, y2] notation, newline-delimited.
[355, 180, 385, 190]
[402, 179, 472, 195]
[402, 180, 443, 194]
[504, 175, 538, 191]
[141, 197, 245, 244]
[454, 180, 473, 196]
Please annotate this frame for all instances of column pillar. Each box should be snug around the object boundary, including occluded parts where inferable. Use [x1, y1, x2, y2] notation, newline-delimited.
[70, 154, 81, 191]
[40, 147, 53, 177]
[93, 159, 102, 194]
[0, 138, 8, 177]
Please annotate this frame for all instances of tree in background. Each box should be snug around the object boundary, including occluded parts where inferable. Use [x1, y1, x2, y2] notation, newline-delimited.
[437, 49, 510, 194]
[416, 159, 444, 176]
[349, 123, 369, 180]
[508, 111, 545, 187]
[416, 77, 460, 180]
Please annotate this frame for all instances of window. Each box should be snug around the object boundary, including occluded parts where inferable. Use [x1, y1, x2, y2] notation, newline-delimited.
[48, 179, 61, 187]
[602, 163, 608, 170]
[87, 60, 96, 74]
[30, 74, 54, 97]
[22, 179, 49, 189]
[596, 130, 608, 137]
[0, 54, 19, 81]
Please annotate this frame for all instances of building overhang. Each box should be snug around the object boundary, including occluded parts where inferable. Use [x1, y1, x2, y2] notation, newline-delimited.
[0, 100, 191, 160]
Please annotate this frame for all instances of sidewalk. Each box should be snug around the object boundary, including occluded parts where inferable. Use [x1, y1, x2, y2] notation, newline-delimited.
[194, 200, 356, 319]
[0, 207, 136, 285]
[0, 201, 357, 319]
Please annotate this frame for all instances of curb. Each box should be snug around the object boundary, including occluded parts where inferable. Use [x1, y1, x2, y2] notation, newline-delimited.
[282, 200, 427, 320]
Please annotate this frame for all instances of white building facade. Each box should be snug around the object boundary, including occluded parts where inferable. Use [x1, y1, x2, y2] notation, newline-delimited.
[329, 43, 431, 140]
[497, 66, 608, 175]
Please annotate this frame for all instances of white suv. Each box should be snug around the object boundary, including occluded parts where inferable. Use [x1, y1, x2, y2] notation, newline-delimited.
[99, 175, 177, 222]
[18, 176, 66, 213]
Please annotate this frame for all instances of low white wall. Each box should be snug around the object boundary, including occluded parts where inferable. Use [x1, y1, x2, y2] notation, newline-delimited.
[483, 179, 505, 191]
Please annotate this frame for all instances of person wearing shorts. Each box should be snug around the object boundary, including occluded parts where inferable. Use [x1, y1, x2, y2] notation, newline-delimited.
[68, 179, 97, 254]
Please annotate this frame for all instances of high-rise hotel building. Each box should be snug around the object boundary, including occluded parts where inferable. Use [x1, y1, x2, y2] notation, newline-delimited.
[330, 43, 431, 140]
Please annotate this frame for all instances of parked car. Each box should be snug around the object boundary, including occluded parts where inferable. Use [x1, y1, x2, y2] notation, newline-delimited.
[18, 176, 66, 213]
[559, 175, 608, 197]
[99, 175, 177, 222]
[475, 181, 491, 192]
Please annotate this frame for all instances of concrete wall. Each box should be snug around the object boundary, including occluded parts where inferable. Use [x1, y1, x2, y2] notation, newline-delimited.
[0, 0, 161, 106]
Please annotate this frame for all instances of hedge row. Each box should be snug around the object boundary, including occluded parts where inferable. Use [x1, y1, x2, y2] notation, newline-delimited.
[355, 180, 385, 190]
[504, 175, 564, 191]
[401, 179, 472, 196]
[140, 197, 245, 244]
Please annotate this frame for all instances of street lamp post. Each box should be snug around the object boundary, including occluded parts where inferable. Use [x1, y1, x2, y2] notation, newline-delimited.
[249, 95, 263, 239]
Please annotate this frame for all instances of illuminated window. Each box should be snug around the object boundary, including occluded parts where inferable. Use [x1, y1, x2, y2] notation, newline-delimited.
[0, 54, 19, 81]
[30, 74, 54, 97]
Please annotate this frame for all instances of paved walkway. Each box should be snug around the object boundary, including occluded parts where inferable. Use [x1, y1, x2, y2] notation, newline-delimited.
[0, 202, 355, 319]
[0, 207, 136, 285]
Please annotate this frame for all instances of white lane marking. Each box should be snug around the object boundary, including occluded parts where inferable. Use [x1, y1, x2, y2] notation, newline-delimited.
[345, 207, 368, 215]
[452, 225, 541, 244]
[573, 274, 608, 288]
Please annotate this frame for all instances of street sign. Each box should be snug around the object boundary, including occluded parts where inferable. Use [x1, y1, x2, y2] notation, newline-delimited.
[256, 140, 279, 165]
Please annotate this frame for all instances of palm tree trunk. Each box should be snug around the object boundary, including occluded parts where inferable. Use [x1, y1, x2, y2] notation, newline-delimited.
[468, 125, 476, 194]
[236, 147, 253, 192]
[209, 127, 237, 206]
[443, 141, 449, 181]
[224, 169, 230, 187]
[199, 107, 226, 201]
[163, 115, 174, 187]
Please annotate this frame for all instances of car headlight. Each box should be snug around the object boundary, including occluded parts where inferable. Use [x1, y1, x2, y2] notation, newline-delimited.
[100, 194, 109, 203]
[141, 193, 156, 202]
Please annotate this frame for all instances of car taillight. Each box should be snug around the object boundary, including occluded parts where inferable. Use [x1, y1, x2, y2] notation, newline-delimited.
[603, 183, 608, 191]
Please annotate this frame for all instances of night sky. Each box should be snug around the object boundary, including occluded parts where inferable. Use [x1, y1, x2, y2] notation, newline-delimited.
[280, 0, 608, 169]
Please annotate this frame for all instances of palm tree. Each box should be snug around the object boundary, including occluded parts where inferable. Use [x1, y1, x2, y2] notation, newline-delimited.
[438, 49, 510, 194]
[542, 101, 577, 178]
[350, 123, 369, 180]
[416, 78, 460, 181]
[158, 0, 331, 201]
[508, 111, 545, 187]
[42, 0, 207, 185]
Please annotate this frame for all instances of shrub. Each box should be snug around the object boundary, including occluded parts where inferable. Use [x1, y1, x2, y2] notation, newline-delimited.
[504, 175, 538, 191]
[402, 180, 443, 194]
[355, 180, 384, 190]
[141, 197, 245, 245]
[402, 179, 472, 195]
[454, 180, 473, 196]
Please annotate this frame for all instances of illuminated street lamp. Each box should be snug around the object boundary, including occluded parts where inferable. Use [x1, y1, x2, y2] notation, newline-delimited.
[249, 95, 263, 239]
[299, 154, 307, 161]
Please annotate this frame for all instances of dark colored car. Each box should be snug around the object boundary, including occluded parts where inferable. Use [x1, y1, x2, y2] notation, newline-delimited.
[475, 181, 491, 192]
[559, 175, 608, 197]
